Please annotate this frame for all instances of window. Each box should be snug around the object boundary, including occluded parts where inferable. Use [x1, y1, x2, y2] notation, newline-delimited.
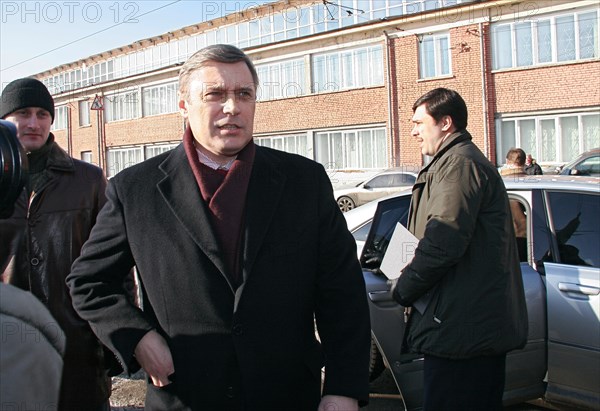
[51, 106, 68, 131]
[496, 112, 600, 164]
[145, 143, 179, 159]
[548, 191, 600, 268]
[106, 147, 143, 178]
[106, 143, 179, 178]
[255, 134, 308, 157]
[81, 151, 93, 163]
[492, 9, 599, 70]
[315, 127, 387, 170]
[256, 59, 306, 101]
[79, 100, 91, 126]
[419, 32, 451, 78]
[104, 91, 140, 122]
[142, 83, 179, 117]
[312, 45, 384, 93]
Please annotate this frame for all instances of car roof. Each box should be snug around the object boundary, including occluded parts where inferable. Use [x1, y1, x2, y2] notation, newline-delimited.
[344, 175, 600, 225]
[502, 175, 600, 192]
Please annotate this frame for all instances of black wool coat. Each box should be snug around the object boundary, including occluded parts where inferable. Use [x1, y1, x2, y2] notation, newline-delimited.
[67, 144, 371, 410]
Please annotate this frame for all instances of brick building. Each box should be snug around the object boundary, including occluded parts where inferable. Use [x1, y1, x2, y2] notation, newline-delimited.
[36, 0, 599, 177]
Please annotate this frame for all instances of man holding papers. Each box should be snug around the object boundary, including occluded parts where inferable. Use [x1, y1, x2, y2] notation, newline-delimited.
[391, 88, 527, 411]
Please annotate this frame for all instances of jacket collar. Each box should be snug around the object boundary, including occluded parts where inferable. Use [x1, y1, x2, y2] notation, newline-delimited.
[421, 130, 471, 175]
[45, 134, 75, 173]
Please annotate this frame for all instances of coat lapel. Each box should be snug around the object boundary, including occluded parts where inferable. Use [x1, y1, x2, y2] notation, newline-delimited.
[240, 148, 286, 285]
[156, 146, 231, 286]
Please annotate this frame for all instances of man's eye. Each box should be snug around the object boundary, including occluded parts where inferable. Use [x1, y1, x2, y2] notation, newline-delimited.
[204, 92, 223, 101]
[238, 91, 254, 100]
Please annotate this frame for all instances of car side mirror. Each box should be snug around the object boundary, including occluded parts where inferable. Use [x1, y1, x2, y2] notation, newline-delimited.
[570, 169, 580, 175]
[363, 184, 371, 190]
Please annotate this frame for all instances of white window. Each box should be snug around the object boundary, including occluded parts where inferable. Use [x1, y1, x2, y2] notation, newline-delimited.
[104, 91, 140, 122]
[255, 134, 308, 157]
[419, 32, 451, 78]
[145, 143, 179, 159]
[315, 127, 387, 170]
[312, 45, 384, 93]
[142, 82, 179, 117]
[51, 106, 68, 131]
[256, 59, 306, 101]
[79, 100, 90, 127]
[106, 143, 178, 178]
[496, 112, 600, 164]
[106, 147, 143, 178]
[492, 9, 599, 70]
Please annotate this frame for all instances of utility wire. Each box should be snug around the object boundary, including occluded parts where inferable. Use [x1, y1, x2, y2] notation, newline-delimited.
[1, 0, 182, 72]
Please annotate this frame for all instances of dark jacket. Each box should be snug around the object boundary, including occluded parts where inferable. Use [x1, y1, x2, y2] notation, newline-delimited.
[393, 131, 528, 359]
[0, 136, 111, 409]
[67, 144, 371, 410]
[525, 162, 543, 175]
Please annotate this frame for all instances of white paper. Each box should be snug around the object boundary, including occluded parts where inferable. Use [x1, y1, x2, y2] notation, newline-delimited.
[380, 223, 418, 280]
[380, 222, 432, 314]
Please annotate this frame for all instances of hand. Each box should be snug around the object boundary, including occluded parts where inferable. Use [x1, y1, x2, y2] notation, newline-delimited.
[318, 395, 359, 411]
[134, 330, 175, 387]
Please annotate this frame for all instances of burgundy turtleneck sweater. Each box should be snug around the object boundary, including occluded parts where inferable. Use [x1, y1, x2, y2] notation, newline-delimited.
[183, 126, 255, 288]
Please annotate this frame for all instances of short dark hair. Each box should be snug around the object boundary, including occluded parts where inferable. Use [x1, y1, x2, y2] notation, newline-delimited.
[179, 44, 259, 101]
[506, 148, 526, 167]
[412, 88, 468, 131]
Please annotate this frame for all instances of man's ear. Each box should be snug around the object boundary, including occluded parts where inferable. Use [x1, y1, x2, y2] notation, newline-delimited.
[440, 115, 453, 132]
[178, 98, 188, 118]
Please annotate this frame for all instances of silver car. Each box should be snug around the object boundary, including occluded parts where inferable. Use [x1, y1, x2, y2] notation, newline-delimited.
[345, 175, 600, 410]
[334, 168, 417, 212]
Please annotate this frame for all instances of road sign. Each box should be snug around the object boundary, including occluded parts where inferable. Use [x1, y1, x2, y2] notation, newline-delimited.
[90, 95, 103, 110]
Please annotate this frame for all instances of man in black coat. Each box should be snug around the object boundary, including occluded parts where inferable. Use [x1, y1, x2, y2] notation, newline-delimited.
[67, 44, 371, 411]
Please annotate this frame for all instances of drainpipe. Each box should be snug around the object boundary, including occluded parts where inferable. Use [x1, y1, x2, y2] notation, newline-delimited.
[383, 30, 397, 167]
[480, 21, 489, 160]
[66, 105, 72, 155]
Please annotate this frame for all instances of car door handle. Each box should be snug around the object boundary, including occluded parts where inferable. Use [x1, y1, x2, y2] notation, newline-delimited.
[558, 282, 600, 296]
[368, 290, 393, 302]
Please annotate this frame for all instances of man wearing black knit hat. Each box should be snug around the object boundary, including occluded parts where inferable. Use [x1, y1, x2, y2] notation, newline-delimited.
[0, 78, 114, 411]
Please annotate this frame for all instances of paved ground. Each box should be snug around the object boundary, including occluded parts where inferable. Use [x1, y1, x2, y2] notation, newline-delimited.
[109, 368, 559, 410]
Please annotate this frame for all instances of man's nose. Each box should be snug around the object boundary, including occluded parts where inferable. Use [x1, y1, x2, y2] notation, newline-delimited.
[26, 115, 39, 128]
[223, 95, 240, 115]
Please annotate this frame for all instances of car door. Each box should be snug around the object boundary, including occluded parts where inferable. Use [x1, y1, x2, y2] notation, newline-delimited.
[360, 194, 425, 410]
[543, 190, 600, 409]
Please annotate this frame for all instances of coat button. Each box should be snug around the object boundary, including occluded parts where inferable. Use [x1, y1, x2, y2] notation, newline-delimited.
[232, 324, 243, 336]
[226, 386, 234, 398]
[30, 258, 39, 266]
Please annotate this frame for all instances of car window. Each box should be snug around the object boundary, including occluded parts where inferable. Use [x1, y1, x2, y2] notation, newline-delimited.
[367, 175, 393, 188]
[573, 155, 600, 176]
[391, 173, 416, 186]
[360, 196, 411, 270]
[547, 191, 600, 268]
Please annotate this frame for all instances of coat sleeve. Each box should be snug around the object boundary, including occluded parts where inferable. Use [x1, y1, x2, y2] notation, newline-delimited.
[67, 178, 154, 373]
[394, 157, 488, 305]
[313, 165, 371, 406]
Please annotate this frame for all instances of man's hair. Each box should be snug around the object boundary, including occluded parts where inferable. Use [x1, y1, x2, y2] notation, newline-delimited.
[412, 88, 468, 131]
[506, 148, 526, 167]
[179, 44, 259, 101]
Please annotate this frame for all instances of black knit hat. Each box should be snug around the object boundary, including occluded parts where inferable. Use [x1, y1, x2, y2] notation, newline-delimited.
[0, 78, 54, 122]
